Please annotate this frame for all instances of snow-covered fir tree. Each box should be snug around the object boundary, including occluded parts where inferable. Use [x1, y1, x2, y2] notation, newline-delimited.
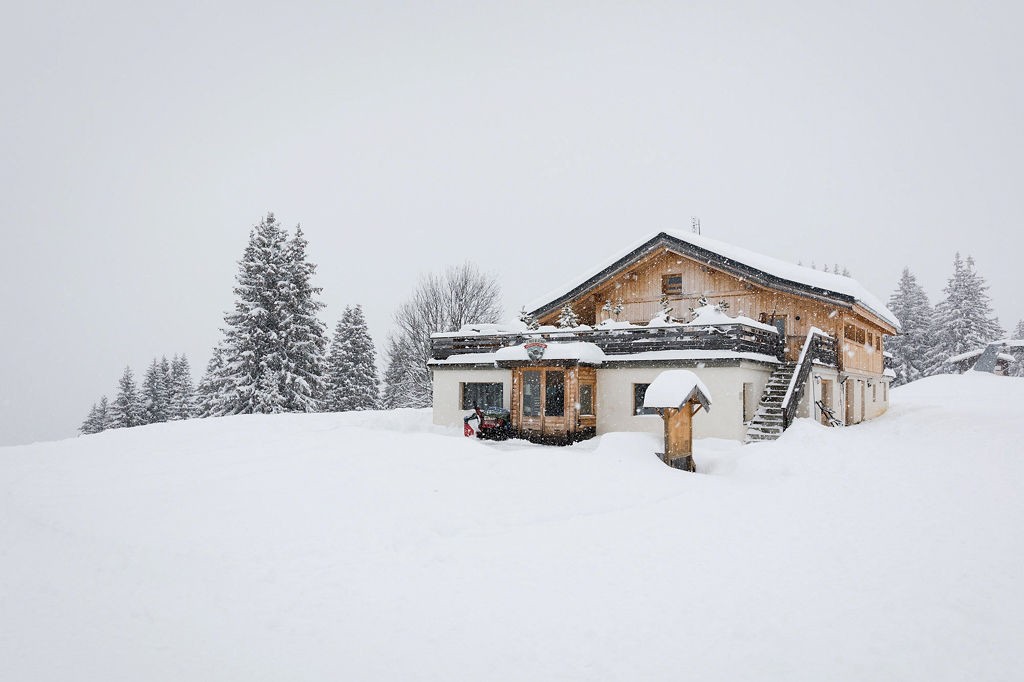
[168, 354, 196, 420]
[557, 304, 579, 329]
[885, 268, 934, 386]
[97, 395, 112, 430]
[326, 305, 381, 412]
[519, 306, 539, 330]
[80, 402, 103, 435]
[279, 225, 328, 411]
[195, 344, 230, 418]
[108, 366, 142, 429]
[382, 335, 427, 409]
[203, 214, 328, 416]
[140, 357, 171, 424]
[602, 298, 624, 320]
[923, 253, 1004, 374]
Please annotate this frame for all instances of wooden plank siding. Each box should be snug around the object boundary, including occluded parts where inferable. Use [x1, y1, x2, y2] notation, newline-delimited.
[536, 247, 890, 371]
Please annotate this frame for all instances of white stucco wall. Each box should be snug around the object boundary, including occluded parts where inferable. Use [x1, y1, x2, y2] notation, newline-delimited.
[430, 368, 512, 427]
[800, 367, 889, 425]
[595, 363, 774, 441]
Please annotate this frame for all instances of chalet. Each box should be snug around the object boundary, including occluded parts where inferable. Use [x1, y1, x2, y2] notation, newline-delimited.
[430, 231, 900, 443]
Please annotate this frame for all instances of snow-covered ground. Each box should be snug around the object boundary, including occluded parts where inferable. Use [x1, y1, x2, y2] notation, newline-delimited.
[2, 374, 1022, 681]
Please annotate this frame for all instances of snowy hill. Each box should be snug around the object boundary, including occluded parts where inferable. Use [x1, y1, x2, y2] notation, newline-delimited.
[2, 374, 1023, 681]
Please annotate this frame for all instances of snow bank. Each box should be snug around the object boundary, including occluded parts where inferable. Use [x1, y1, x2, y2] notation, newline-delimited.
[2, 374, 1023, 680]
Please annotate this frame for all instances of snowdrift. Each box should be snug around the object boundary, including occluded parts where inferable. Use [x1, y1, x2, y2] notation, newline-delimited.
[2, 374, 1023, 681]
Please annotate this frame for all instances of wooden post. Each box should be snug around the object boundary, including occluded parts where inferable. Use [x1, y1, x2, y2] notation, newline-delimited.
[661, 402, 696, 471]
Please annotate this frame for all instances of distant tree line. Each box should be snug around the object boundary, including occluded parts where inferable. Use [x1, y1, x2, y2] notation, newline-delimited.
[79, 212, 501, 435]
[886, 253, 1023, 385]
[80, 355, 196, 434]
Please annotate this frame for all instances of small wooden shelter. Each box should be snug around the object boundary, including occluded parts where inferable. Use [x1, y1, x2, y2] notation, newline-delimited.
[643, 370, 712, 471]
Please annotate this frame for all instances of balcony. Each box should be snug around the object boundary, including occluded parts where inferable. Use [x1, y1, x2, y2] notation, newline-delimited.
[431, 322, 785, 363]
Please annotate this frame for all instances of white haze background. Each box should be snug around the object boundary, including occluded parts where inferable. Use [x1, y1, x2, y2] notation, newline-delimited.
[2, 1, 1022, 446]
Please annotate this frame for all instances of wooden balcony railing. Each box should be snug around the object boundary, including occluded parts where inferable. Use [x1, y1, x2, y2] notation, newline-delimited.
[431, 323, 785, 361]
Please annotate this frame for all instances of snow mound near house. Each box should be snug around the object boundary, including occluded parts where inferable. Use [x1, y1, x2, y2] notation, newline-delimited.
[2, 374, 1023, 681]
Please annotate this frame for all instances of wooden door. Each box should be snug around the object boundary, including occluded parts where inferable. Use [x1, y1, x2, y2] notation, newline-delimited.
[845, 379, 855, 425]
[820, 379, 833, 425]
[859, 381, 866, 423]
[515, 368, 569, 438]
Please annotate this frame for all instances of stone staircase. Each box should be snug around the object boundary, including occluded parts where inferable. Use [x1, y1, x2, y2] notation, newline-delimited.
[745, 362, 797, 443]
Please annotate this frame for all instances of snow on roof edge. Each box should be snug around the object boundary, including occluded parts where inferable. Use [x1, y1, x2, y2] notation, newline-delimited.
[524, 230, 901, 331]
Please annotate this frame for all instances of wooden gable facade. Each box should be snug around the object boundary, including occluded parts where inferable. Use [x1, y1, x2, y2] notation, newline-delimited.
[530, 235, 897, 375]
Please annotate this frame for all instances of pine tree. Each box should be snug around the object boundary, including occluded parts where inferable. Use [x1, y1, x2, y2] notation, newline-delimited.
[519, 306, 539, 330]
[601, 298, 624, 321]
[924, 253, 1005, 374]
[109, 366, 143, 428]
[97, 395, 111, 430]
[80, 403, 102, 435]
[326, 305, 381, 412]
[279, 225, 328, 412]
[886, 268, 934, 386]
[168, 354, 196, 420]
[196, 344, 230, 418]
[140, 358, 171, 424]
[382, 335, 430, 409]
[557, 304, 580, 329]
[205, 213, 328, 415]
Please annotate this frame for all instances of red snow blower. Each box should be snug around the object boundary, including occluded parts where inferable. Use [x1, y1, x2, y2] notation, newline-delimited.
[463, 404, 512, 441]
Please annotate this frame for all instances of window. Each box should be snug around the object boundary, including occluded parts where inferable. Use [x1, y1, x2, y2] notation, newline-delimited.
[872, 382, 877, 402]
[844, 323, 866, 344]
[523, 371, 541, 417]
[633, 383, 658, 415]
[579, 384, 594, 416]
[662, 274, 682, 296]
[461, 382, 503, 410]
[544, 370, 565, 417]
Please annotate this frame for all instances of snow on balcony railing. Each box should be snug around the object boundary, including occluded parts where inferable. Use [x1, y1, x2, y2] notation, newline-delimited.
[431, 307, 784, 361]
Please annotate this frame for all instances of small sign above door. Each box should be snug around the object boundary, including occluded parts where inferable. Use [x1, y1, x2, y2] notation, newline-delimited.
[524, 342, 547, 361]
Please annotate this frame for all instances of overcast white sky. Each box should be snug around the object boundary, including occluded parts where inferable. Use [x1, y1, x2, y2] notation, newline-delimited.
[2, 1, 1022, 446]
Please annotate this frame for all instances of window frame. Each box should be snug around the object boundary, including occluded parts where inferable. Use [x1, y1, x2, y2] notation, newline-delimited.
[661, 274, 683, 296]
[544, 370, 565, 417]
[633, 383, 658, 416]
[522, 371, 542, 417]
[578, 383, 595, 416]
[461, 382, 504, 410]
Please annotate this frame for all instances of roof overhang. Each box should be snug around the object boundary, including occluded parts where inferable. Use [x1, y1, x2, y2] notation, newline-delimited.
[529, 232, 899, 334]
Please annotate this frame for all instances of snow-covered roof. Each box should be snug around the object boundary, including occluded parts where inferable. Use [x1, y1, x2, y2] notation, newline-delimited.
[642, 370, 712, 411]
[526, 230, 901, 331]
[947, 349, 1017, 364]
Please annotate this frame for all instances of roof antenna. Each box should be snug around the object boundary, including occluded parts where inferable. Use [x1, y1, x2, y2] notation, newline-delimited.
[691, 216, 701, 235]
